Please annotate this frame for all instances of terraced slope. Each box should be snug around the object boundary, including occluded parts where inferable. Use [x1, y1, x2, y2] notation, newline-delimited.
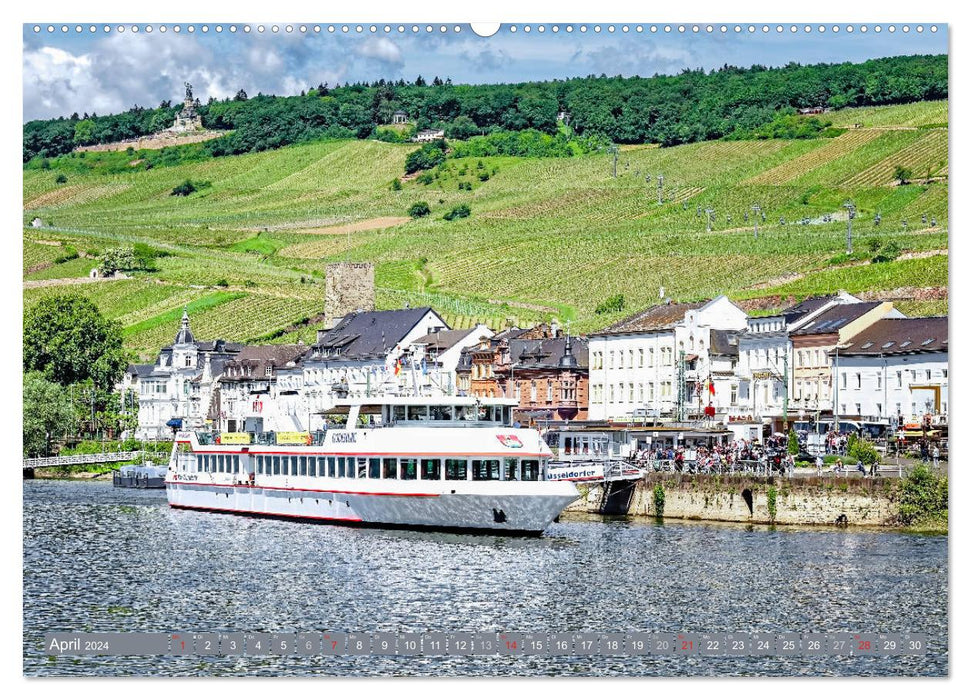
[23, 101, 948, 359]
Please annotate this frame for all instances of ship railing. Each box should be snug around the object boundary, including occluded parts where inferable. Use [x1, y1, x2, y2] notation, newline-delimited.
[386, 418, 506, 428]
[603, 460, 645, 481]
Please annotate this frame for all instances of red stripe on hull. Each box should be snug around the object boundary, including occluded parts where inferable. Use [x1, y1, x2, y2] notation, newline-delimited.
[167, 502, 544, 537]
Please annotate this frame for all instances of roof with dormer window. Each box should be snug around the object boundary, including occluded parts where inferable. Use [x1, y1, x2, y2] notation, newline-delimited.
[837, 317, 947, 356]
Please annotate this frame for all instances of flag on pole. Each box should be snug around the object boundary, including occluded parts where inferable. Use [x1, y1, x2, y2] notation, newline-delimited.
[394, 358, 402, 376]
[708, 377, 716, 395]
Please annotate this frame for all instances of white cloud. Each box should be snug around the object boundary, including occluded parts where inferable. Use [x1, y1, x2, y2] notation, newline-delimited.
[23, 47, 110, 119]
[355, 37, 403, 66]
[22, 32, 326, 120]
[248, 45, 285, 75]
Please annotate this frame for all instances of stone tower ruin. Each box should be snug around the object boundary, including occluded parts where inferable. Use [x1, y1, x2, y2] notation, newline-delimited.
[324, 262, 375, 328]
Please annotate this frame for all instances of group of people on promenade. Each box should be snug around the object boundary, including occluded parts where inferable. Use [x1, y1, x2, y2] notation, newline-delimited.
[632, 437, 797, 476]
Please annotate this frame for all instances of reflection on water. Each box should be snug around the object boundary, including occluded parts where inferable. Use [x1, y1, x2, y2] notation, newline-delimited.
[23, 480, 947, 676]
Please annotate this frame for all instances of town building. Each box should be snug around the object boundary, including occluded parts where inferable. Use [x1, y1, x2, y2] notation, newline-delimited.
[457, 327, 529, 399]
[736, 292, 861, 428]
[495, 332, 590, 424]
[412, 128, 445, 143]
[788, 301, 903, 417]
[300, 306, 449, 429]
[707, 329, 741, 414]
[122, 310, 242, 439]
[406, 325, 494, 397]
[587, 296, 748, 421]
[833, 316, 948, 425]
[214, 344, 309, 433]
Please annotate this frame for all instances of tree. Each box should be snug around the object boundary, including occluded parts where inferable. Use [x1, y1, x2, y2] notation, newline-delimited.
[787, 428, 800, 455]
[148, 110, 171, 133]
[23, 371, 76, 457]
[893, 165, 913, 185]
[872, 240, 901, 263]
[408, 201, 431, 218]
[99, 247, 137, 276]
[23, 295, 128, 391]
[848, 436, 879, 465]
[899, 464, 948, 525]
[442, 204, 471, 221]
[404, 140, 447, 174]
[446, 115, 479, 140]
[72, 119, 96, 145]
[595, 294, 626, 315]
[171, 180, 197, 196]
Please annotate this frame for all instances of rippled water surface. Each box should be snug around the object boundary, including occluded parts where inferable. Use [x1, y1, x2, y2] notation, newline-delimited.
[23, 480, 947, 676]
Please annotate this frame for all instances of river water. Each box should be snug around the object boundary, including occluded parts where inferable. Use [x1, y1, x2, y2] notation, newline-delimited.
[23, 480, 948, 677]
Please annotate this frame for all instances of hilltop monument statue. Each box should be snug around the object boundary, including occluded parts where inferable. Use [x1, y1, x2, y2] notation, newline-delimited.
[168, 81, 203, 133]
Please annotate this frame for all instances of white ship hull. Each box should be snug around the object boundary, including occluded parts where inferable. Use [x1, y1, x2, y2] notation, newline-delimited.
[166, 417, 578, 535]
[167, 478, 577, 535]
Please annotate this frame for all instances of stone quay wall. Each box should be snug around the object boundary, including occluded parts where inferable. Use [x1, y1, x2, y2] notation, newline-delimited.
[566, 473, 901, 527]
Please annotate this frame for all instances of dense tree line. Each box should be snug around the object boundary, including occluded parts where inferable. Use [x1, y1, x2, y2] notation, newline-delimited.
[23, 295, 133, 456]
[24, 104, 178, 163]
[23, 54, 946, 163]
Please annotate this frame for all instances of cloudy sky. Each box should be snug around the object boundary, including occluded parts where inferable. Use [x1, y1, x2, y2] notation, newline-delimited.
[22, 23, 948, 122]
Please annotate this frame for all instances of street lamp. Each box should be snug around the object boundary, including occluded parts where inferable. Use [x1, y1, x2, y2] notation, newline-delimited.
[507, 361, 521, 400]
[833, 342, 847, 432]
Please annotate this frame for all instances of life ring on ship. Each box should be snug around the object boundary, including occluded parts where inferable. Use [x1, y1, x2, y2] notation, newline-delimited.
[215, 435, 221, 445]
[304, 434, 312, 445]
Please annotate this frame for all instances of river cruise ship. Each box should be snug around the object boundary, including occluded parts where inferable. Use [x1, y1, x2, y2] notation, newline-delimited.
[166, 397, 578, 535]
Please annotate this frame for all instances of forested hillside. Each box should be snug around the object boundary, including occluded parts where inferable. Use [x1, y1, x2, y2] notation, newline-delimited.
[24, 54, 946, 162]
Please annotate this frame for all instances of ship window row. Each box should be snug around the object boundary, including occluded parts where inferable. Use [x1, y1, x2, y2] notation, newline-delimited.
[192, 453, 542, 481]
[251, 455, 541, 481]
[389, 404, 510, 424]
[194, 454, 242, 473]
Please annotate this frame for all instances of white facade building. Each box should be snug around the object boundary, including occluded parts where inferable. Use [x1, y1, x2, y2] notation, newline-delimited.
[407, 325, 494, 396]
[300, 307, 450, 430]
[834, 317, 948, 424]
[215, 344, 308, 433]
[790, 301, 902, 416]
[736, 292, 861, 423]
[587, 296, 748, 421]
[123, 310, 243, 439]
